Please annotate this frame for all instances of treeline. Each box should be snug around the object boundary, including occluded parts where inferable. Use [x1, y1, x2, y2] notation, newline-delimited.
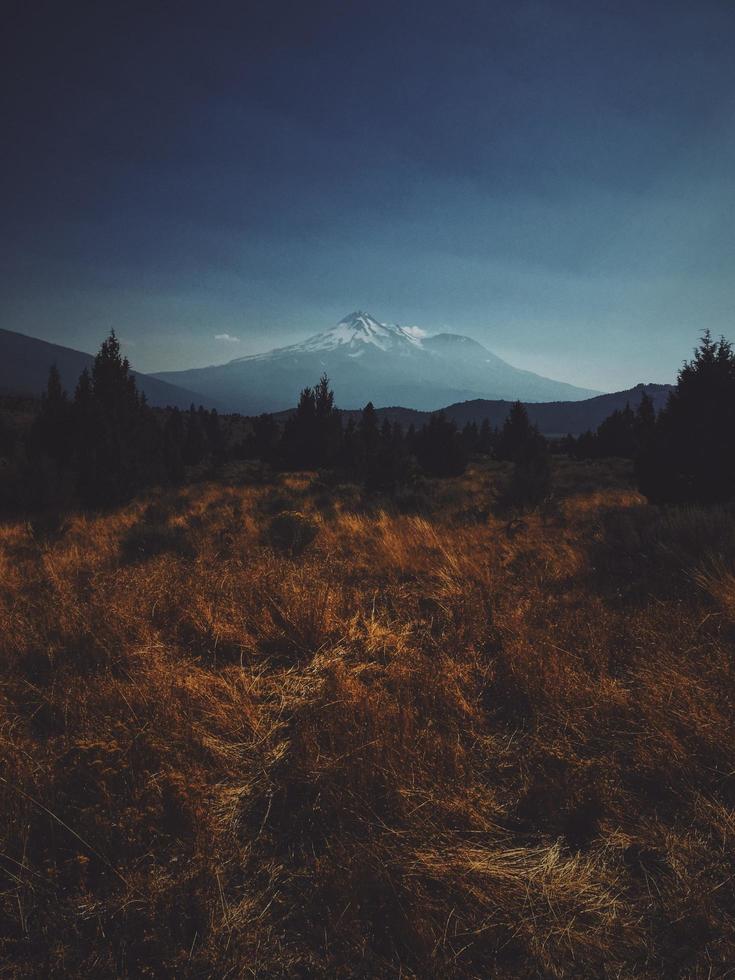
[565, 331, 735, 504]
[1, 329, 732, 514]
[238, 378, 550, 504]
[0, 330, 553, 514]
[562, 393, 656, 461]
[0, 333, 226, 511]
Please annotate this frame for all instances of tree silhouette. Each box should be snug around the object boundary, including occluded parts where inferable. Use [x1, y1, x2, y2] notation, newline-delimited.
[246, 413, 280, 463]
[496, 401, 536, 462]
[415, 413, 467, 477]
[596, 404, 636, 458]
[282, 375, 342, 469]
[73, 331, 156, 506]
[183, 405, 207, 466]
[163, 408, 185, 482]
[504, 429, 552, 510]
[637, 331, 735, 503]
[29, 364, 72, 469]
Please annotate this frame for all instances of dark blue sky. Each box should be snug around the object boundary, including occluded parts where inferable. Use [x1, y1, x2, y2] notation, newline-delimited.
[2, 0, 734, 390]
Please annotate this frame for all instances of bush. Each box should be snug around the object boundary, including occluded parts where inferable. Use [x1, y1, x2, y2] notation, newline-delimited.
[259, 491, 302, 516]
[121, 520, 195, 562]
[266, 511, 319, 556]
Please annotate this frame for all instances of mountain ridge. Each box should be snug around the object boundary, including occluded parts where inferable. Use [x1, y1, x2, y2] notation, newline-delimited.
[322, 382, 673, 436]
[154, 310, 600, 412]
[0, 327, 220, 410]
[0, 325, 671, 435]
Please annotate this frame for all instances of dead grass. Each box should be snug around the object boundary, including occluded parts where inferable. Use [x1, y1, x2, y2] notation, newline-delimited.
[0, 460, 734, 976]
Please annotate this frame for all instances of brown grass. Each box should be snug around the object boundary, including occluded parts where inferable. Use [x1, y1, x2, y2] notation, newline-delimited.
[1, 460, 734, 977]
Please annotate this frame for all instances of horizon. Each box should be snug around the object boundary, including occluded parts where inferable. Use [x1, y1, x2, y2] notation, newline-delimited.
[0, 309, 688, 394]
[3, 2, 735, 391]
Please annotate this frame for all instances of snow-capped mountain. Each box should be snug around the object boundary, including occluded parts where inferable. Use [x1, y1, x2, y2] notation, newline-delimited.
[153, 311, 599, 413]
[273, 311, 425, 355]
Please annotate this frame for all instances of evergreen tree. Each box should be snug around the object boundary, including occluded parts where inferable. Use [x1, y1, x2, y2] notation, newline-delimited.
[281, 375, 342, 469]
[634, 391, 656, 457]
[415, 413, 467, 477]
[596, 403, 636, 458]
[247, 413, 280, 463]
[314, 374, 342, 465]
[496, 401, 536, 462]
[461, 420, 479, 455]
[478, 418, 495, 455]
[281, 385, 316, 469]
[74, 331, 150, 506]
[505, 431, 552, 510]
[71, 368, 96, 502]
[358, 402, 380, 459]
[637, 331, 735, 503]
[183, 405, 207, 466]
[204, 408, 226, 466]
[363, 418, 409, 492]
[338, 416, 364, 476]
[163, 408, 185, 482]
[29, 364, 72, 469]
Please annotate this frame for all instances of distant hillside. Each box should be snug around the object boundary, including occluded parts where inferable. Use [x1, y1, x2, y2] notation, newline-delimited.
[0, 328, 219, 409]
[441, 383, 673, 435]
[321, 383, 673, 436]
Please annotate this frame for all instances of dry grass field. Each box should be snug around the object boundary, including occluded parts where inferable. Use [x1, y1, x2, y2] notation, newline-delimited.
[1, 458, 734, 977]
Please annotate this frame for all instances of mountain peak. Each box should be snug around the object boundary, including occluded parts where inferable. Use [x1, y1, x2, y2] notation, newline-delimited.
[297, 312, 422, 354]
[339, 310, 374, 324]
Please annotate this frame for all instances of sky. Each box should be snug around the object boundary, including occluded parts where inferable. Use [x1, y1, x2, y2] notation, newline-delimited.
[2, 0, 735, 392]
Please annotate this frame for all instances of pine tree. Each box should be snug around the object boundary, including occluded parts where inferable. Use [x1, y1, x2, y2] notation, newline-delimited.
[29, 364, 72, 469]
[281, 375, 342, 469]
[461, 421, 479, 455]
[72, 330, 151, 505]
[204, 408, 226, 466]
[478, 418, 495, 455]
[163, 408, 185, 482]
[504, 430, 552, 510]
[496, 402, 535, 462]
[362, 418, 409, 492]
[247, 413, 280, 463]
[338, 416, 364, 477]
[183, 405, 207, 466]
[636, 331, 735, 503]
[415, 413, 467, 477]
[596, 404, 636, 458]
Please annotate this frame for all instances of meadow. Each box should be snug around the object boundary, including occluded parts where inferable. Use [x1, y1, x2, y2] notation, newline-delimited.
[1, 457, 734, 977]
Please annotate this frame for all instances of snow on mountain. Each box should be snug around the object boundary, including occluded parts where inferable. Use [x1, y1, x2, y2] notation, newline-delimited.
[235, 311, 424, 359]
[152, 311, 600, 413]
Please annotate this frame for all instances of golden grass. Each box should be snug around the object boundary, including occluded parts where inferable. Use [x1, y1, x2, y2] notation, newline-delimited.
[1, 461, 734, 976]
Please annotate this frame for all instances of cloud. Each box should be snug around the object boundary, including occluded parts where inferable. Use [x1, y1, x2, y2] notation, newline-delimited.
[215, 333, 241, 343]
[401, 325, 428, 339]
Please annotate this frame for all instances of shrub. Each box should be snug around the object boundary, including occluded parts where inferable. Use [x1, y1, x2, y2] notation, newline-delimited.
[266, 511, 319, 556]
[121, 520, 195, 562]
[259, 491, 301, 516]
